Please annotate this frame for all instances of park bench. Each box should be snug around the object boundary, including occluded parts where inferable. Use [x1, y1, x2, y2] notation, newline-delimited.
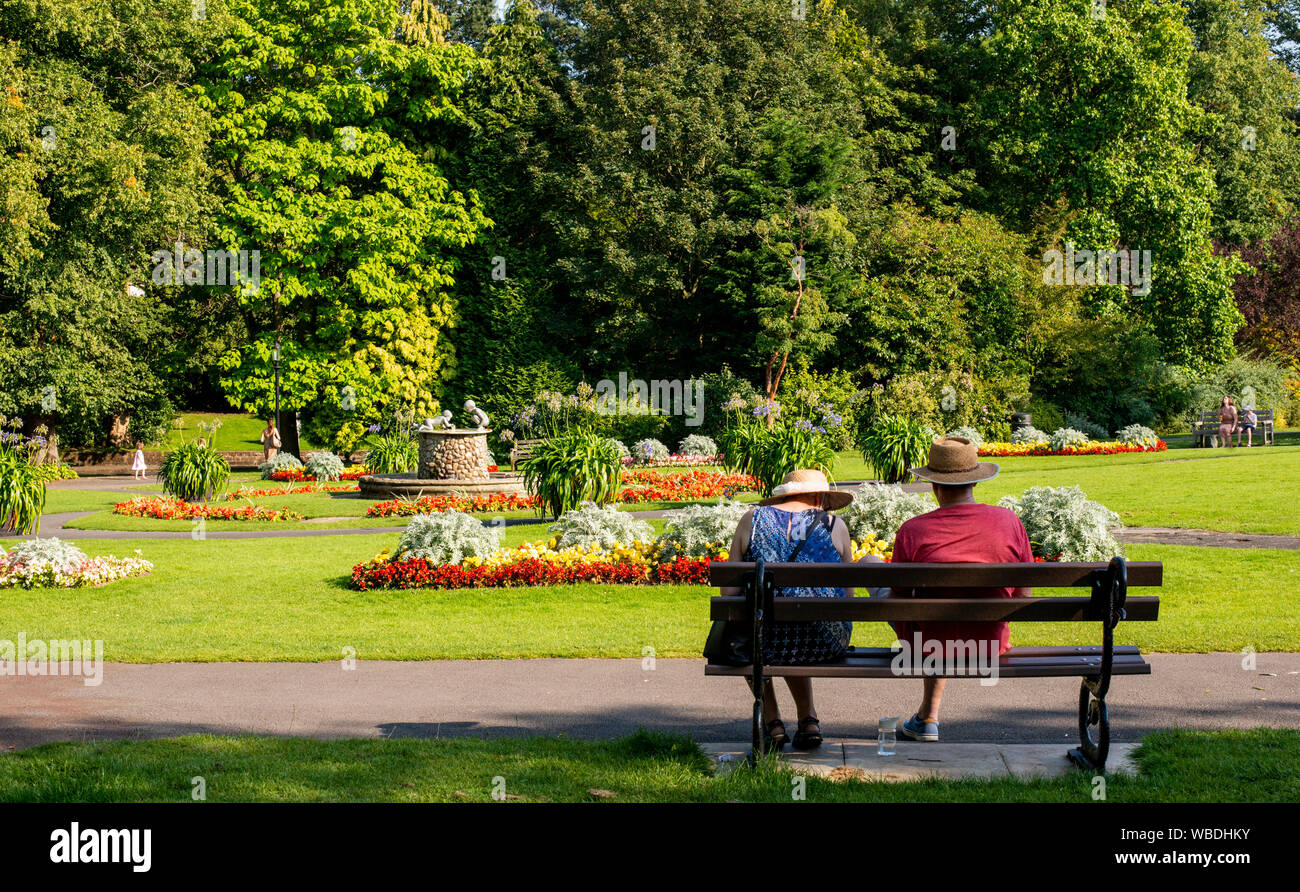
[508, 438, 544, 471]
[707, 557, 1162, 773]
[1193, 409, 1273, 446]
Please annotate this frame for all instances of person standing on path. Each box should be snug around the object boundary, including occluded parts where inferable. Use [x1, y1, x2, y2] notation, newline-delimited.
[1217, 396, 1238, 448]
[131, 442, 147, 480]
[260, 420, 281, 462]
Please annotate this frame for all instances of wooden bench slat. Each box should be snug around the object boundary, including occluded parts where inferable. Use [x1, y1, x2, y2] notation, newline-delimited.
[707, 560, 1163, 589]
[705, 648, 1151, 679]
[709, 595, 1160, 622]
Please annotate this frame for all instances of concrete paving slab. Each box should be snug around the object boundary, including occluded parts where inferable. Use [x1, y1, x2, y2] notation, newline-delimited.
[701, 740, 1139, 781]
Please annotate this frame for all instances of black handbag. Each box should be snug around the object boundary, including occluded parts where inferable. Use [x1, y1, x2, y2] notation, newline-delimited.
[703, 510, 832, 665]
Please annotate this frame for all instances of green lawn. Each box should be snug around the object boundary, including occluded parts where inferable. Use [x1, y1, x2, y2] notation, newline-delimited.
[0, 533, 1292, 660]
[1, 728, 1293, 802]
[148, 412, 320, 451]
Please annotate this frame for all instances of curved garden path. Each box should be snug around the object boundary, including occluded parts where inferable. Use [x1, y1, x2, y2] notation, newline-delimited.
[36, 475, 1300, 548]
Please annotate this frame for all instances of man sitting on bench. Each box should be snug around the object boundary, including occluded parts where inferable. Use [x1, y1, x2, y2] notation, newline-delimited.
[868, 437, 1034, 742]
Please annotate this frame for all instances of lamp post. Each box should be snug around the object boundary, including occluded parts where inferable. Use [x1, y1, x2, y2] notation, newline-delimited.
[272, 337, 281, 435]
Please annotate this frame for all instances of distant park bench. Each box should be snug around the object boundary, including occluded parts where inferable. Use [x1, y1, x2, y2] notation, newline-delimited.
[508, 438, 544, 471]
[707, 557, 1161, 773]
[1192, 409, 1273, 446]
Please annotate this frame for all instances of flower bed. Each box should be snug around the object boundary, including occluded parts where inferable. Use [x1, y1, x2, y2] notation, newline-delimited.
[617, 469, 758, 503]
[979, 440, 1167, 458]
[367, 493, 537, 518]
[0, 545, 152, 589]
[620, 454, 721, 468]
[352, 533, 891, 590]
[223, 483, 360, 500]
[269, 467, 370, 482]
[114, 496, 306, 522]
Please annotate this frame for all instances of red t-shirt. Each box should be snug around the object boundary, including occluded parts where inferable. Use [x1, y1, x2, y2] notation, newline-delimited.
[891, 502, 1034, 657]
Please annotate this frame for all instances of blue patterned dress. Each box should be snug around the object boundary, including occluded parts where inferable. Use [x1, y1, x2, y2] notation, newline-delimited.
[748, 506, 852, 664]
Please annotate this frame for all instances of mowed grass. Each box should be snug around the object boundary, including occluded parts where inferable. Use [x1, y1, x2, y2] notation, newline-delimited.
[1, 728, 1294, 803]
[0, 533, 1293, 660]
[834, 445, 1300, 535]
[148, 412, 320, 451]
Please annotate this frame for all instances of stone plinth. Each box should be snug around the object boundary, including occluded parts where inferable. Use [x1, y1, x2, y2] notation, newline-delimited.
[418, 429, 491, 481]
[358, 471, 527, 500]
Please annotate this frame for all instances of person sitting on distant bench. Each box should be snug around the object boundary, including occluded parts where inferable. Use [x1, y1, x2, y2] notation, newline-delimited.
[1237, 408, 1258, 448]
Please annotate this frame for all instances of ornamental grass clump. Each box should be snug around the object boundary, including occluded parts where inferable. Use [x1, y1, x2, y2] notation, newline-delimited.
[944, 426, 984, 447]
[861, 415, 934, 484]
[1049, 428, 1090, 451]
[304, 451, 345, 481]
[160, 442, 230, 502]
[395, 511, 502, 565]
[840, 483, 936, 542]
[548, 503, 654, 550]
[997, 485, 1122, 561]
[655, 498, 749, 560]
[678, 434, 717, 458]
[1116, 424, 1159, 447]
[1011, 426, 1050, 444]
[521, 431, 622, 518]
[720, 420, 835, 496]
[259, 451, 303, 480]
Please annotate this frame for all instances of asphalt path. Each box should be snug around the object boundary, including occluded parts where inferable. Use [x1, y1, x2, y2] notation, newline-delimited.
[2, 654, 1295, 751]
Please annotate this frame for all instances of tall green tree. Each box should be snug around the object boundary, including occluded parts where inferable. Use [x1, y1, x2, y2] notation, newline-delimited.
[201, 0, 489, 451]
[0, 0, 216, 449]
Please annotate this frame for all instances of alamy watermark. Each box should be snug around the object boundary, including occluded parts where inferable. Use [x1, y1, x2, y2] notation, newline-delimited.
[0, 634, 103, 686]
[151, 241, 261, 294]
[890, 632, 1001, 686]
[594, 373, 705, 427]
[1042, 243, 1151, 296]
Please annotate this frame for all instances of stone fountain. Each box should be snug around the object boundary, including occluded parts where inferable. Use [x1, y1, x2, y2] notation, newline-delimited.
[358, 401, 527, 499]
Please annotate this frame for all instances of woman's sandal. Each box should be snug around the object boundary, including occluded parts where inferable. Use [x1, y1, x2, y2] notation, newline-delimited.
[763, 719, 789, 752]
[793, 716, 823, 750]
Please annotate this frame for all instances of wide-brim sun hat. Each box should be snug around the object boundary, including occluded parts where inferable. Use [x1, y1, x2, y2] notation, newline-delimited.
[907, 436, 999, 485]
[757, 468, 853, 510]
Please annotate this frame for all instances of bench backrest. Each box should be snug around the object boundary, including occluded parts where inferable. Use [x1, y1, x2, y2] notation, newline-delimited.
[709, 560, 1162, 623]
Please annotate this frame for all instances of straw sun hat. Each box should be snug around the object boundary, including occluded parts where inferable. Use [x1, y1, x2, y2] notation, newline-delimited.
[757, 468, 853, 510]
[907, 436, 1000, 485]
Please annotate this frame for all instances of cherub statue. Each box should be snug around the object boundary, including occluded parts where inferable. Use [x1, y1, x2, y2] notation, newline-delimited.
[419, 410, 454, 432]
[463, 400, 489, 430]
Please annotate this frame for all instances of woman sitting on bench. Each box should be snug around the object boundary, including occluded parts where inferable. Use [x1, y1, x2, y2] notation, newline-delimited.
[720, 469, 854, 751]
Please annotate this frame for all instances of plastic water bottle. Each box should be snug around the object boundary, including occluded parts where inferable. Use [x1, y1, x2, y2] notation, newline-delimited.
[878, 717, 898, 756]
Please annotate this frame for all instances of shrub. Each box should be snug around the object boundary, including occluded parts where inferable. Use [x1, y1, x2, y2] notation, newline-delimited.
[366, 431, 419, 474]
[632, 438, 669, 463]
[606, 438, 630, 460]
[1115, 424, 1159, 446]
[160, 443, 230, 501]
[655, 498, 750, 560]
[840, 484, 936, 542]
[779, 365, 862, 451]
[521, 430, 623, 518]
[1049, 428, 1090, 451]
[678, 434, 717, 457]
[395, 511, 502, 564]
[1063, 412, 1108, 441]
[1011, 426, 1050, 444]
[1, 536, 86, 573]
[861, 415, 935, 484]
[945, 426, 984, 447]
[0, 450, 46, 535]
[304, 451, 346, 481]
[997, 486, 1123, 561]
[549, 502, 654, 549]
[720, 420, 836, 495]
[259, 452, 303, 480]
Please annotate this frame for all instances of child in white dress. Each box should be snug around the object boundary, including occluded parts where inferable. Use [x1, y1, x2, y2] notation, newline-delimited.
[131, 442, 147, 479]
